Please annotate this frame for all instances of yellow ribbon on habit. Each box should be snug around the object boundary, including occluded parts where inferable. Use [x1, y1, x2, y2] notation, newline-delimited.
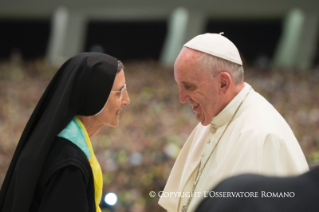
[76, 117, 103, 212]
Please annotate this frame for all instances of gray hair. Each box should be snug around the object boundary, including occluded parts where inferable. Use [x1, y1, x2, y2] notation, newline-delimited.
[198, 53, 244, 84]
[117, 60, 124, 73]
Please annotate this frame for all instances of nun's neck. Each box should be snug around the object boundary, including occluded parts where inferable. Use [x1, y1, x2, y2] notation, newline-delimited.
[76, 115, 103, 138]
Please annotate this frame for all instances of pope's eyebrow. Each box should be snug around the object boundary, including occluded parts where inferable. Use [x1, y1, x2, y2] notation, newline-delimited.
[182, 81, 192, 85]
[182, 82, 196, 89]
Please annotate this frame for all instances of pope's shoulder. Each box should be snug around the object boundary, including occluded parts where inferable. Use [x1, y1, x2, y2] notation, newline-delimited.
[236, 89, 297, 142]
[244, 90, 292, 127]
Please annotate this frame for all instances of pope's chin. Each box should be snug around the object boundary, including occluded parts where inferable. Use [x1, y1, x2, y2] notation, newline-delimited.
[196, 113, 212, 126]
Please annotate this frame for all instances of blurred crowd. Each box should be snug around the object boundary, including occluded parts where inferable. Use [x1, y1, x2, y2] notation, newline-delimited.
[1, 58, 319, 212]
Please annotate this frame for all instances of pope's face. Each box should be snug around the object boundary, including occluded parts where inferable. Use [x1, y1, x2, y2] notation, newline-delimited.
[174, 48, 223, 126]
[95, 70, 130, 127]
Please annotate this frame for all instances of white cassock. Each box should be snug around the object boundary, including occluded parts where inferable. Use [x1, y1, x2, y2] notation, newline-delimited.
[159, 83, 309, 212]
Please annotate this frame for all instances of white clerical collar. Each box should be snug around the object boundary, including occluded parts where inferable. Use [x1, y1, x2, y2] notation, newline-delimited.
[211, 83, 251, 128]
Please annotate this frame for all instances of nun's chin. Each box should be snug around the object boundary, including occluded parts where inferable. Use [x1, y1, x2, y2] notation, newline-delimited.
[109, 120, 119, 127]
[106, 114, 120, 127]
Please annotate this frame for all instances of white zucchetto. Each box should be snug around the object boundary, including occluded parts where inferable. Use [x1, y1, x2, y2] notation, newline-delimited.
[184, 33, 243, 65]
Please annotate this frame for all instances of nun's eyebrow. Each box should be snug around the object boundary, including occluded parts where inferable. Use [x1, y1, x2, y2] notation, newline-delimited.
[116, 84, 125, 91]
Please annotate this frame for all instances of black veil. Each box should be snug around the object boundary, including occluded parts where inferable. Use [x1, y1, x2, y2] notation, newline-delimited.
[0, 52, 118, 211]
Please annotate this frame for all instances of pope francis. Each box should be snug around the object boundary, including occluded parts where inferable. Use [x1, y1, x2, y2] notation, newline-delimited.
[158, 33, 309, 212]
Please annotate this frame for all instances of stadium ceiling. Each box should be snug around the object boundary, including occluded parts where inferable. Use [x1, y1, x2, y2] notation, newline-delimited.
[0, 0, 318, 20]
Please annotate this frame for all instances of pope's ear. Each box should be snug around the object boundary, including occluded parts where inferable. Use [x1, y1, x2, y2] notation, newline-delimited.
[219, 72, 231, 94]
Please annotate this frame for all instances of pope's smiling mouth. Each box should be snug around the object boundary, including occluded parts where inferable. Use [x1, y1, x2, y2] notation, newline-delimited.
[192, 103, 199, 110]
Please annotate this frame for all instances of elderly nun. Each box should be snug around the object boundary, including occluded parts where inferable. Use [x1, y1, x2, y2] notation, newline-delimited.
[0, 53, 130, 212]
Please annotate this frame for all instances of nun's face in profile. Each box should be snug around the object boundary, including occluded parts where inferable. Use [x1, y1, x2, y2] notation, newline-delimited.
[95, 70, 130, 127]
